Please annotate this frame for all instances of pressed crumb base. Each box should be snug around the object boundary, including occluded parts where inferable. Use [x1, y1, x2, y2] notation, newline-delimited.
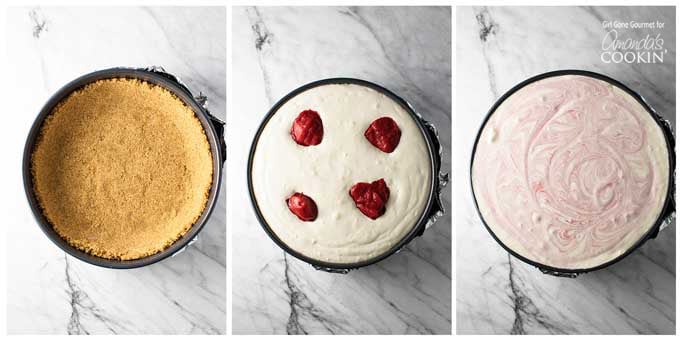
[31, 78, 213, 260]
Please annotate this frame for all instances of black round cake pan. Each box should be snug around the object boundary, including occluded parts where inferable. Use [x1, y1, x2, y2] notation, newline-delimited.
[22, 67, 226, 269]
[247, 78, 443, 272]
[470, 69, 675, 277]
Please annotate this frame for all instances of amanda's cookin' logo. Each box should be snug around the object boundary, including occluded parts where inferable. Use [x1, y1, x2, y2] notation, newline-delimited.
[600, 20, 667, 64]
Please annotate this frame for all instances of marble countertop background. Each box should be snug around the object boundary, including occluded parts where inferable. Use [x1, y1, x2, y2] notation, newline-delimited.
[230, 6, 452, 334]
[5, 7, 226, 334]
[456, 6, 675, 335]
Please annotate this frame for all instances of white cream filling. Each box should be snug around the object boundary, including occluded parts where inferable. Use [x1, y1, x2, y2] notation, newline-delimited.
[252, 83, 432, 264]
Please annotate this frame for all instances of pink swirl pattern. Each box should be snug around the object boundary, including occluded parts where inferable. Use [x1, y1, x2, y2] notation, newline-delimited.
[472, 75, 670, 269]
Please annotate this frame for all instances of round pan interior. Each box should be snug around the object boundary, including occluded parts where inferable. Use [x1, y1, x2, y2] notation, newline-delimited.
[22, 68, 224, 269]
[247, 78, 438, 271]
[469, 69, 675, 276]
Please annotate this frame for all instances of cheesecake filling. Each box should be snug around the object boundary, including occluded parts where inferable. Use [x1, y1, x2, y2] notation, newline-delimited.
[252, 83, 432, 264]
[472, 74, 670, 270]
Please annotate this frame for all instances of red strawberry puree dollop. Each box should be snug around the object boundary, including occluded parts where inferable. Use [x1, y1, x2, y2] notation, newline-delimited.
[286, 192, 318, 221]
[365, 117, 401, 153]
[350, 179, 390, 219]
[471, 74, 669, 269]
[291, 110, 323, 146]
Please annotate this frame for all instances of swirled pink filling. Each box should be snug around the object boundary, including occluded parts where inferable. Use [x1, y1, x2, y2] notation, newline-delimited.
[472, 74, 669, 269]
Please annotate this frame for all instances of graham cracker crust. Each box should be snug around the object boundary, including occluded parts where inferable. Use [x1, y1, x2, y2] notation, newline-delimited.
[31, 78, 213, 260]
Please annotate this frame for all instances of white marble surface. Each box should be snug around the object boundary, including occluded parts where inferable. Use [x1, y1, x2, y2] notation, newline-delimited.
[230, 6, 451, 334]
[456, 6, 675, 334]
[5, 7, 226, 334]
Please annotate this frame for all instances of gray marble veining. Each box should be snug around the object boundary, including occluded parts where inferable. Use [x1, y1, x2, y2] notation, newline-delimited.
[230, 6, 452, 334]
[456, 6, 675, 335]
[6, 7, 226, 334]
